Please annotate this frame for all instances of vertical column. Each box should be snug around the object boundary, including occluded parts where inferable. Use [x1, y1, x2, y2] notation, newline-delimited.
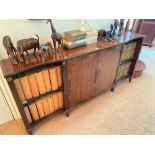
[6, 77, 32, 134]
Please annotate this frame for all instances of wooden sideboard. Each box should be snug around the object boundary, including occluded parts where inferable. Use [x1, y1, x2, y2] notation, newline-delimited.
[0, 32, 144, 134]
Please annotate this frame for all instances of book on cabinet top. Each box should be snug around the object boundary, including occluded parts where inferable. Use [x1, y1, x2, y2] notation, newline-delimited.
[63, 35, 87, 41]
[63, 42, 87, 49]
[63, 30, 87, 40]
[63, 39, 87, 46]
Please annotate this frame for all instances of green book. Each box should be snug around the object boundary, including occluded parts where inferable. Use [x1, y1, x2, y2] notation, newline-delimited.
[63, 30, 87, 40]
[64, 42, 87, 49]
[64, 35, 87, 41]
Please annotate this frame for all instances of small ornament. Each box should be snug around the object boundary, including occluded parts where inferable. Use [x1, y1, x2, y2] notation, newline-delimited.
[97, 29, 107, 41]
[112, 19, 118, 36]
[3, 35, 20, 65]
[47, 19, 63, 52]
[118, 19, 125, 36]
[17, 34, 40, 62]
[125, 19, 130, 33]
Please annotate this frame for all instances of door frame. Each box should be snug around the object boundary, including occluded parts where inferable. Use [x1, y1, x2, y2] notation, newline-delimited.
[0, 67, 21, 120]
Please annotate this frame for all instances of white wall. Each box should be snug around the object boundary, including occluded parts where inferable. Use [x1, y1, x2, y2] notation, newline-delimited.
[81, 19, 115, 31]
[0, 19, 81, 59]
[0, 87, 14, 125]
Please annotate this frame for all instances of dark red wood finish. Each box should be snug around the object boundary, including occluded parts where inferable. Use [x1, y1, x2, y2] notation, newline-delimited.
[94, 45, 122, 95]
[6, 78, 32, 134]
[0, 33, 144, 79]
[0, 32, 145, 133]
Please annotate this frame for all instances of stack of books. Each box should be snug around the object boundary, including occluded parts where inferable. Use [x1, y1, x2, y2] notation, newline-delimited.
[63, 30, 87, 49]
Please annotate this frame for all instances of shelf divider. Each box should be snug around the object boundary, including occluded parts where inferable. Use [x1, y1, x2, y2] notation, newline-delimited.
[22, 86, 64, 107]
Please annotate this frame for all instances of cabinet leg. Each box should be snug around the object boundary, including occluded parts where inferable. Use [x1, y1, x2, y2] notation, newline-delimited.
[111, 87, 115, 92]
[65, 112, 70, 117]
[27, 129, 33, 135]
[129, 77, 132, 82]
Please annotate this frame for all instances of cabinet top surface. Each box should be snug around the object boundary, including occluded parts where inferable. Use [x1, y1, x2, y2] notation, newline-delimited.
[0, 32, 144, 78]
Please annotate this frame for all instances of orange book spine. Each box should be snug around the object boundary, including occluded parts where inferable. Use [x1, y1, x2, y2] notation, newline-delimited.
[47, 95, 55, 114]
[35, 100, 45, 118]
[24, 107, 32, 123]
[42, 69, 52, 92]
[28, 73, 39, 97]
[52, 93, 60, 111]
[28, 103, 40, 121]
[14, 79, 26, 102]
[35, 71, 46, 94]
[41, 97, 50, 116]
[58, 91, 64, 109]
[19, 76, 32, 100]
[56, 66, 63, 87]
[49, 68, 59, 90]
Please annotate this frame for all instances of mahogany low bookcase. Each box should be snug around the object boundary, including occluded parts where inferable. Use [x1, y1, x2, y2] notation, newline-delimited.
[0, 32, 144, 134]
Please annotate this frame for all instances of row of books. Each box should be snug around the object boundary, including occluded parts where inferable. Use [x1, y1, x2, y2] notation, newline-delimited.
[63, 30, 87, 49]
[24, 91, 63, 123]
[13, 65, 62, 101]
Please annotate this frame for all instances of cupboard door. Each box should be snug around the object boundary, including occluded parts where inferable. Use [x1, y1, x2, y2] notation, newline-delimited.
[95, 46, 121, 95]
[67, 53, 98, 108]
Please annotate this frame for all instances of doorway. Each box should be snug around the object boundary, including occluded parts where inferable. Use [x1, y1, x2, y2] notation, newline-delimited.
[0, 86, 14, 125]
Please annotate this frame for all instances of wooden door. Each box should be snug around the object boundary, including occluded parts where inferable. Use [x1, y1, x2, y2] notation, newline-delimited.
[66, 53, 99, 108]
[94, 45, 121, 95]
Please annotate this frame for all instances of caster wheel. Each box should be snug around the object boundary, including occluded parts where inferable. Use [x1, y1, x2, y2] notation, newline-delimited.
[111, 87, 115, 92]
[66, 112, 70, 117]
[129, 77, 132, 82]
[27, 129, 33, 135]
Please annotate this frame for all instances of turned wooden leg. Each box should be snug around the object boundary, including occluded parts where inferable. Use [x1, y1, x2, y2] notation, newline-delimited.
[27, 128, 33, 135]
[111, 87, 115, 92]
[129, 77, 132, 82]
[65, 112, 70, 117]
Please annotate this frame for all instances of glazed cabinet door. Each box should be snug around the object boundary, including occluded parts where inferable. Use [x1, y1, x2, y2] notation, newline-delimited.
[94, 45, 122, 95]
[66, 53, 99, 108]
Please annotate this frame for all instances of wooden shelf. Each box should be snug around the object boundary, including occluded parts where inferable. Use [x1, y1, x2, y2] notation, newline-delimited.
[30, 109, 64, 128]
[22, 87, 63, 107]
[116, 75, 130, 83]
[120, 57, 135, 65]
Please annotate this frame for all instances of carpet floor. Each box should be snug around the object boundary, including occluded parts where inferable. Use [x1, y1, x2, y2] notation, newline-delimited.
[32, 46, 155, 135]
